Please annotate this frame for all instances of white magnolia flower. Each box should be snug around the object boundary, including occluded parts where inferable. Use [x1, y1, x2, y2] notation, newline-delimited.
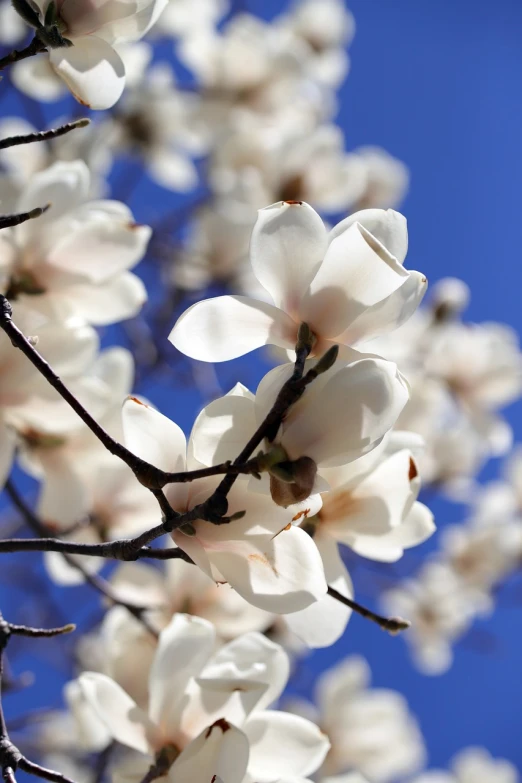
[11, 40, 152, 104]
[79, 614, 330, 783]
[155, 0, 229, 39]
[185, 367, 408, 646]
[351, 146, 410, 210]
[110, 63, 207, 191]
[122, 396, 328, 613]
[382, 562, 491, 675]
[210, 125, 369, 215]
[169, 202, 426, 362]
[110, 558, 273, 639]
[0, 1, 27, 44]
[0, 302, 98, 489]
[308, 656, 425, 782]
[20, 0, 168, 109]
[284, 444, 434, 647]
[440, 514, 522, 595]
[0, 160, 149, 324]
[276, 0, 355, 88]
[411, 746, 518, 783]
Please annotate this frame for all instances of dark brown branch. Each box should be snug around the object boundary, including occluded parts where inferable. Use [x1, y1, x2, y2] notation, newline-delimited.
[0, 205, 49, 230]
[0, 119, 90, 150]
[0, 612, 79, 783]
[327, 586, 410, 635]
[0, 36, 46, 71]
[4, 481, 160, 637]
[0, 300, 333, 555]
[8, 623, 75, 638]
[0, 536, 192, 561]
[0, 295, 263, 491]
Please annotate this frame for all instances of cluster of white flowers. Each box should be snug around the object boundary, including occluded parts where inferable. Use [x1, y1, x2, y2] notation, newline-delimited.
[0, 0, 520, 781]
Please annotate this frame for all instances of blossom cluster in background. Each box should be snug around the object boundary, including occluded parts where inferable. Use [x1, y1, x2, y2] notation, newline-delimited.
[0, 0, 520, 781]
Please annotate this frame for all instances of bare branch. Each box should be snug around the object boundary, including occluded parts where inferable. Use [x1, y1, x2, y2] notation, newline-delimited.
[327, 586, 410, 635]
[0, 36, 46, 71]
[0, 205, 50, 230]
[0, 119, 90, 150]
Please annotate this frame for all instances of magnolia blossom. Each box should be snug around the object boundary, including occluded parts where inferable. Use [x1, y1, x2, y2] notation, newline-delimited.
[19, 0, 168, 109]
[10, 40, 153, 105]
[110, 558, 273, 638]
[382, 562, 491, 675]
[122, 396, 327, 613]
[0, 302, 99, 489]
[79, 614, 330, 783]
[10, 347, 158, 584]
[0, 160, 149, 325]
[109, 63, 208, 191]
[284, 442, 434, 647]
[295, 655, 425, 782]
[169, 202, 426, 362]
[155, 0, 229, 38]
[276, 0, 355, 88]
[351, 146, 410, 210]
[185, 366, 409, 645]
[210, 125, 370, 215]
[411, 747, 518, 783]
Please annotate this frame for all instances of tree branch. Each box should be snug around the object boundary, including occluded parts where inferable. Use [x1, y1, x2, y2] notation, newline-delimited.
[0, 612, 79, 783]
[0, 119, 90, 150]
[0, 36, 46, 71]
[327, 586, 410, 635]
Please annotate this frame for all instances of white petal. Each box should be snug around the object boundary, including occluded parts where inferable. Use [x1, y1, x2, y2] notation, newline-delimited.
[283, 359, 409, 466]
[16, 160, 89, 222]
[11, 57, 66, 102]
[48, 217, 151, 282]
[324, 450, 420, 541]
[49, 36, 125, 110]
[65, 680, 113, 751]
[244, 711, 330, 782]
[61, 272, 146, 325]
[203, 632, 289, 709]
[340, 270, 427, 346]
[250, 201, 327, 312]
[206, 524, 327, 614]
[168, 721, 249, 783]
[301, 223, 409, 339]
[169, 295, 297, 362]
[147, 149, 198, 192]
[350, 501, 435, 562]
[190, 388, 256, 466]
[122, 397, 187, 476]
[329, 208, 408, 264]
[148, 614, 215, 733]
[284, 534, 352, 648]
[79, 672, 155, 754]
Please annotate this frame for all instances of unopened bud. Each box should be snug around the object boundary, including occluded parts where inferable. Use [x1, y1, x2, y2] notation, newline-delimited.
[296, 322, 315, 352]
[313, 344, 339, 375]
[269, 456, 317, 507]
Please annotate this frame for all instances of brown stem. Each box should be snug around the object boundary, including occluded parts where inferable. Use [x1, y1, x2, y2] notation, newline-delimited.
[0, 37, 46, 71]
[327, 586, 410, 635]
[4, 480, 162, 637]
[0, 119, 90, 150]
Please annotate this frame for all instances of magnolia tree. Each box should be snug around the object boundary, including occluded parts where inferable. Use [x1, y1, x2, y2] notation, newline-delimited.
[0, 1, 519, 782]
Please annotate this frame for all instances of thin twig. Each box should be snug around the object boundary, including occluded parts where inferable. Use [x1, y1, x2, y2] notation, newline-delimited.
[327, 586, 410, 635]
[4, 481, 160, 637]
[0, 119, 90, 150]
[0, 612, 79, 783]
[0, 205, 49, 230]
[0, 37, 46, 71]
